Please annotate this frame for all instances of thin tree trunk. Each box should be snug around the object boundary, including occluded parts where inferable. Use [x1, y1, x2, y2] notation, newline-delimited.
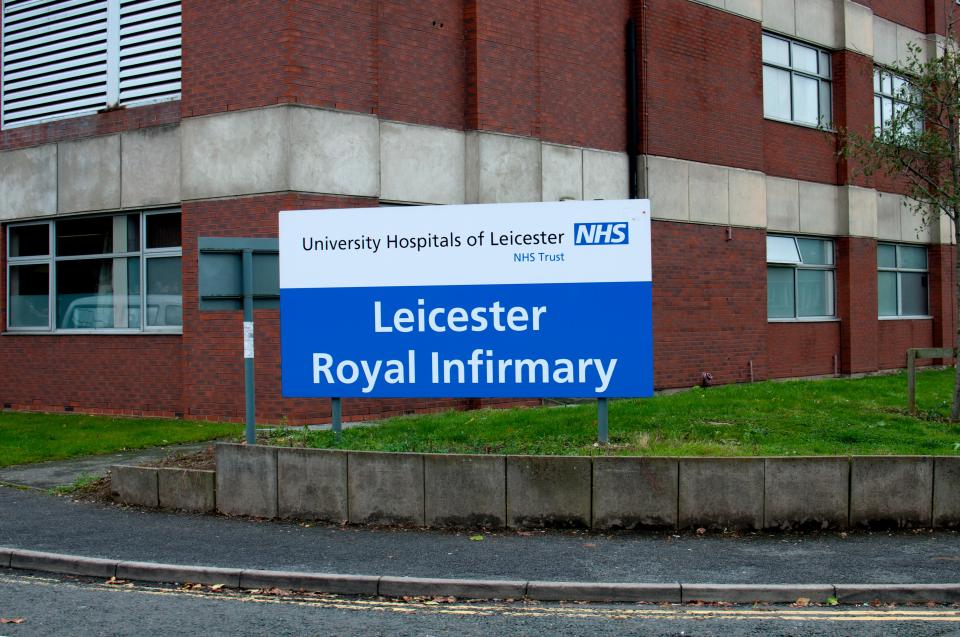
[954, 216, 960, 420]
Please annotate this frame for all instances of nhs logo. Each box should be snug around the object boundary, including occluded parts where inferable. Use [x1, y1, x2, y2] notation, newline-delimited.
[573, 222, 629, 246]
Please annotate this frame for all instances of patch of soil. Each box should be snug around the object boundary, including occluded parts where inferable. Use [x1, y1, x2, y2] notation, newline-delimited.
[66, 476, 113, 502]
[140, 445, 216, 471]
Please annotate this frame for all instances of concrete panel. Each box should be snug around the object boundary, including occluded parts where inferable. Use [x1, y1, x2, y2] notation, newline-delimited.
[724, 0, 762, 21]
[933, 457, 960, 528]
[900, 199, 933, 243]
[872, 17, 897, 66]
[58, 135, 120, 213]
[695, 0, 725, 12]
[121, 125, 180, 208]
[799, 181, 842, 235]
[476, 132, 541, 203]
[582, 149, 628, 200]
[843, 186, 877, 238]
[0, 145, 57, 219]
[647, 155, 689, 221]
[728, 168, 766, 228]
[935, 215, 955, 245]
[348, 451, 424, 526]
[290, 107, 379, 197]
[158, 468, 215, 513]
[507, 456, 591, 528]
[541, 143, 583, 202]
[876, 192, 902, 241]
[380, 121, 464, 204]
[764, 457, 849, 530]
[215, 443, 278, 518]
[689, 162, 729, 225]
[843, 0, 873, 56]
[181, 107, 288, 200]
[592, 457, 678, 530]
[111, 465, 158, 508]
[850, 456, 933, 528]
[464, 131, 480, 203]
[424, 454, 506, 528]
[762, 0, 795, 36]
[765, 176, 800, 232]
[277, 448, 348, 523]
[679, 458, 764, 530]
[896, 25, 927, 66]
[795, 0, 840, 49]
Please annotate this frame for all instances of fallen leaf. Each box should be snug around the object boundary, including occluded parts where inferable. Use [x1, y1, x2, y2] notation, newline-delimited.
[210, 584, 224, 591]
[0, 618, 25, 624]
[583, 543, 597, 548]
[826, 596, 839, 606]
[469, 535, 484, 541]
[696, 528, 706, 535]
[794, 597, 810, 607]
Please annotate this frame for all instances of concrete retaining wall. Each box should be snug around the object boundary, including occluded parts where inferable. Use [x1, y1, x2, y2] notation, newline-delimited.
[110, 446, 960, 531]
[111, 465, 214, 513]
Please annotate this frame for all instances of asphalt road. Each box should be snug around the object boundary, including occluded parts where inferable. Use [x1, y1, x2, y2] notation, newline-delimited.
[2, 571, 959, 637]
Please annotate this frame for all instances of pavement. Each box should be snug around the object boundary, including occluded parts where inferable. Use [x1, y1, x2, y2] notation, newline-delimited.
[2, 447, 960, 604]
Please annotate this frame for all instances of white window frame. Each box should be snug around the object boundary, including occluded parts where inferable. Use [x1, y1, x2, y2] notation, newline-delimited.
[762, 33, 833, 129]
[767, 234, 837, 322]
[877, 242, 930, 319]
[873, 67, 922, 136]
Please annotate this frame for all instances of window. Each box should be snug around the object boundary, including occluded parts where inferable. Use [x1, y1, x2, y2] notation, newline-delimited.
[1, 0, 181, 129]
[873, 67, 922, 136]
[767, 235, 835, 319]
[762, 33, 832, 127]
[878, 243, 928, 317]
[6, 211, 182, 331]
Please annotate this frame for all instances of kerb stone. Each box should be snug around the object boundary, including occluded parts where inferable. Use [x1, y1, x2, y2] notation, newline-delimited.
[111, 465, 158, 508]
[158, 468, 215, 513]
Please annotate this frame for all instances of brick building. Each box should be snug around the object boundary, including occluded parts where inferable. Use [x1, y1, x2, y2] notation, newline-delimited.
[0, 0, 955, 423]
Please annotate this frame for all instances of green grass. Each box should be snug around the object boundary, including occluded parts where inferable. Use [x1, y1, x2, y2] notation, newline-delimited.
[264, 369, 960, 457]
[0, 412, 242, 467]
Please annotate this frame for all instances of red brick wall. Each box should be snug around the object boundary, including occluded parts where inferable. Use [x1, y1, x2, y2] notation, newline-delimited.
[877, 320, 934, 369]
[763, 120, 839, 184]
[861, 0, 928, 33]
[836, 237, 879, 373]
[652, 221, 767, 388]
[833, 51, 874, 188]
[928, 244, 957, 360]
[766, 322, 840, 379]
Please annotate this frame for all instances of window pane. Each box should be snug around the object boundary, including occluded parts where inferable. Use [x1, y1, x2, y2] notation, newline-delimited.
[882, 73, 893, 95]
[146, 257, 182, 327]
[9, 264, 49, 328]
[881, 97, 893, 129]
[900, 272, 928, 315]
[898, 245, 927, 269]
[877, 244, 896, 268]
[873, 68, 881, 92]
[767, 236, 801, 263]
[818, 51, 831, 78]
[797, 238, 832, 265]
[762, 34, 789, 65]
[768, 267, 795, 318]
[792, 74, 819, 125]
[56, 258, 115, 329]
[792, 44, 818, 73]
[10, 225, 49, 258]
[819, 81, 832, 127]
[878, 271, 898, 316]
[763, 66, 791, 120]
[892, 76, 907, 97]
[146, 213, 181, 249]
[56, 217, 114, 256]
[797, 269, 832, 317]
[874, 96, 882, 129]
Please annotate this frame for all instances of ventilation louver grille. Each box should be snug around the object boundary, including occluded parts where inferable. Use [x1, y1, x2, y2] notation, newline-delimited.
[118, 0, 180, 104]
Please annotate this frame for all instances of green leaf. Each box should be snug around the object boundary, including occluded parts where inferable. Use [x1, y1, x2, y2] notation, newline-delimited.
[469, 535, 484, 542]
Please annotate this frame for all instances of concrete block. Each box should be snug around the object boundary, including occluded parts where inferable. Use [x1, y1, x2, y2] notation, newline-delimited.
[723, 0, 762, 21]
[683, 584, 835, 604]
[475, 132, 541, 203]
[764, 457, 849, 530]
[850, 456, 933, 528]
[111, 465, 158, 508]
[582, 149, 628, 200]
[592, 457, 678, 530]
[117, 562, 241, 587]
[348, 451, 424, 526]
[765, 176, 800, 232]
[58, 135, 120, 213]
[379, 576, 526, 600]
[876, 192, 902, 241]
[380, 121, 464, 204]
[843, 185, 877, 238]
[834, 584, 960, 605]
[679, 458, 764, 530]
[934, 214, 955, 245]
[215, 443, 278, 518]
[239, 569, 379, 595]
[689, 162, 729, 225]
[647, 155, 689, 221]
[933, 457, 960, 528]
[158, 468, 215, 513]
[290, 106, 379, 197]
[506, 456, 591, 528]
[0, 144, 57, 220]
[464, 131, 480, 203]
[121, 124, 181, 208]
[762, 0, 795, 36]
[541, 143, 583, 202]
[181, 107, 288, 200]
[728, 168, 766, 228]
[277, 448, 348, 523]
[795, 0, 840, 49]
[424, 454, 506, 528]
[900, 199, 933, 243]
[527, 582, 681, 603]
[10, 549, 116, 578]
[799, 181, 842, 235]
[872, 17, 898, 67]
[843, 0, 873, 56]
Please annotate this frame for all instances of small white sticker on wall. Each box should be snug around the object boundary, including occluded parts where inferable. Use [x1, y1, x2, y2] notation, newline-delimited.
[244, 321, 254, 359]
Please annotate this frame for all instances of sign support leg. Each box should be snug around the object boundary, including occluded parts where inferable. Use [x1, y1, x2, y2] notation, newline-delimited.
[242, 249, 256, 445]
[331, 397, 342, 439]
[597, 397, 608, 445]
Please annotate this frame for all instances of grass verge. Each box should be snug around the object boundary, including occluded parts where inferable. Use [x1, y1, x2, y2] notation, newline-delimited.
[263, 368, 960, 457]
